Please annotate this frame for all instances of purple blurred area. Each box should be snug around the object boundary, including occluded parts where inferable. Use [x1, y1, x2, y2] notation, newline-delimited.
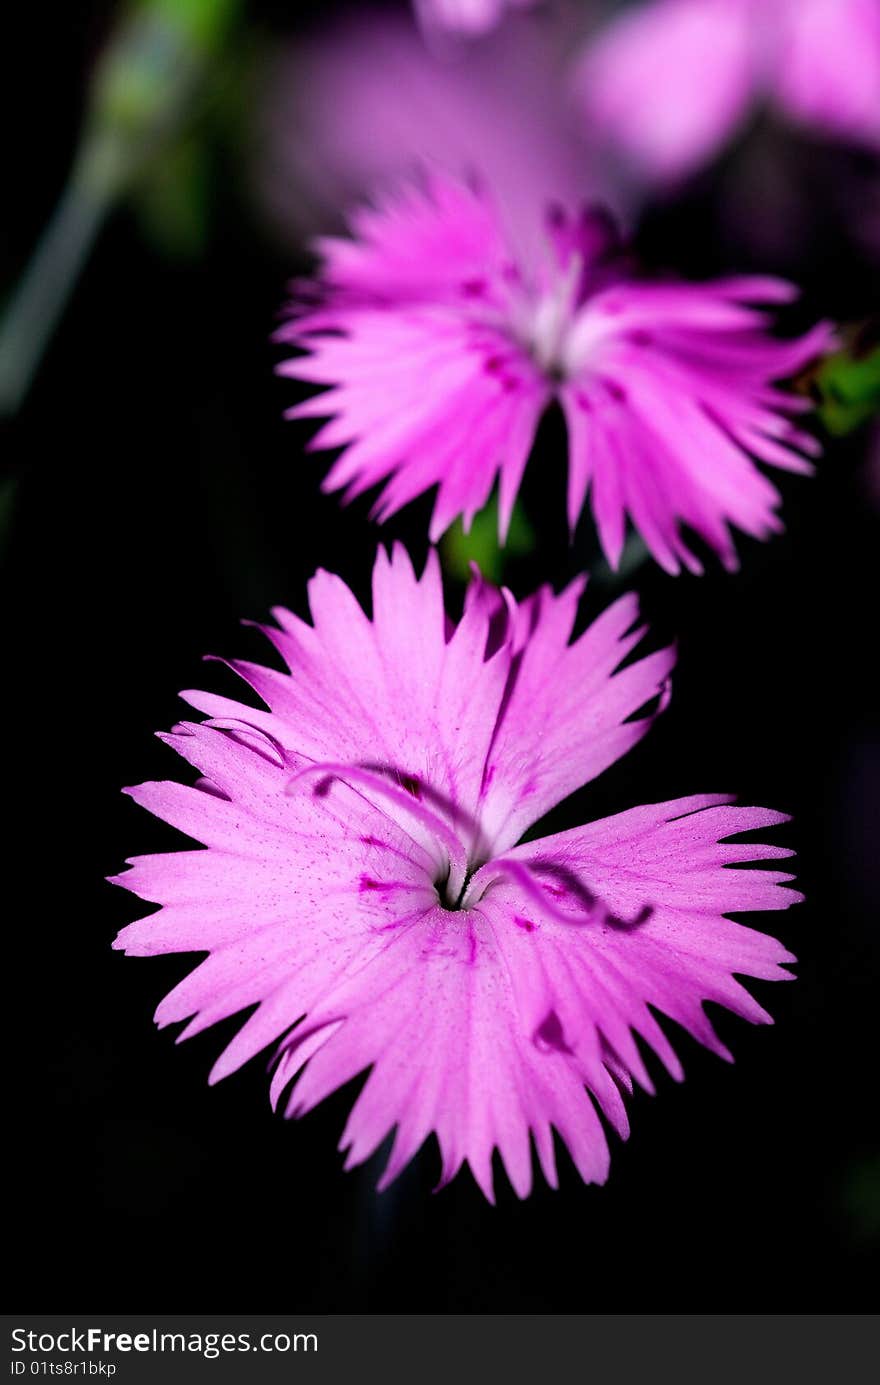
[576, 0, 880, 186]
[413, 0, 541, 37]
[255, 3, 605, 262]
[253, 0, 880, 287]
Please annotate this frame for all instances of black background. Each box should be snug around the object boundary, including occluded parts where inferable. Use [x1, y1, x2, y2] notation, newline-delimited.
[4, 0, 879, 1310]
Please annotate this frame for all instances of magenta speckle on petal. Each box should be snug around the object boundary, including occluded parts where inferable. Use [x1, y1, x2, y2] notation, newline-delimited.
[533, 1011, 575, 1055]
[603, 378, 628, 405]
[462, 277, 489, 298]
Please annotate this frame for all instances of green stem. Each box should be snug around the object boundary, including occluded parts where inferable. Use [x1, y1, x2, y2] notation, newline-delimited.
[0, 135, 127, 417]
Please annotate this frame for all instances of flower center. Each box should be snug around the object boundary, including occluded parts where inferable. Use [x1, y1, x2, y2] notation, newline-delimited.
[289, 759, 627, 926]
[523, 253, 584, 377]
[434, 860, 483, 912]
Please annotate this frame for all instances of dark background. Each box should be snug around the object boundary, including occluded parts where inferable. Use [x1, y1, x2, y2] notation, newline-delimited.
[4, 0, 879, 1310]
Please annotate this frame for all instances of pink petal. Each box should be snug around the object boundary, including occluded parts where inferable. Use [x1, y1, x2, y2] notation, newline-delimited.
[113, 551, 802, 1200]
[574, 0, 757, 183]
[774, 0, 880, 150]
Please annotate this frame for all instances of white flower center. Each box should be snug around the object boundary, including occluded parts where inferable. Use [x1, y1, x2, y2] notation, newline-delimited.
[502, 255, 618, 382]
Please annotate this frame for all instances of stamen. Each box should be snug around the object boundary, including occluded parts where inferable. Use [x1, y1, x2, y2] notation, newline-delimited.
[466, 856, 651, 930]
[529, 252, 583, 375]
[287, 760, 469, 894]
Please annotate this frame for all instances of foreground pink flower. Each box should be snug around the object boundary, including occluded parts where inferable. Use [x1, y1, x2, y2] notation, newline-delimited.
[577, 0, 880, 185]
[278, 174, 830, 573]
[112, 547, 799, 1199]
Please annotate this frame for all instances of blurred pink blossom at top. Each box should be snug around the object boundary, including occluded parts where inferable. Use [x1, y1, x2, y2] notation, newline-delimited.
[257, 6, 604, 263]
[776, 0, 880, 149]
[413, 0, 540, 37]
[576, 0, 880, 185]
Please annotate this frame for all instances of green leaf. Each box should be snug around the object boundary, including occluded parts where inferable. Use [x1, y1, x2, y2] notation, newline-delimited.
[814, 339, 880, 437]
[441, 493, 535, 585]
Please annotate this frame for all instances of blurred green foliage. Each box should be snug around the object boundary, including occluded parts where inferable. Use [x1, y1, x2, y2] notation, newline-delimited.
[132, 134, 212, 257]
[813, 336, 880, 437]
[0, 0, 247, 412]
[85, 0, 244, 198]
[150, 0, 241, 52]
[442, 493, 536, 584]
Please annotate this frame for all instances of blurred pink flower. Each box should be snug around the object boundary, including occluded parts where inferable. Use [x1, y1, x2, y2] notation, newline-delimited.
[256, 6, 598, 263]
[414, 0, 539, 36]
[577, 0, 880, 185]
[278, 174, 831, 573]
[775, 0, 880, 149]
[113, 546, 799, 1200]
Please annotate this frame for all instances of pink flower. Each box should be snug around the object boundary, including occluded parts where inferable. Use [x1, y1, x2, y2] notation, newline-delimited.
[278, 174, 831, 574]
[576, 0, 880, 185]
[112, 546, 799, 1200]
[414, 0, 539, 36]
[258, 8, 595, 265]
[776, 0, 880, 150]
